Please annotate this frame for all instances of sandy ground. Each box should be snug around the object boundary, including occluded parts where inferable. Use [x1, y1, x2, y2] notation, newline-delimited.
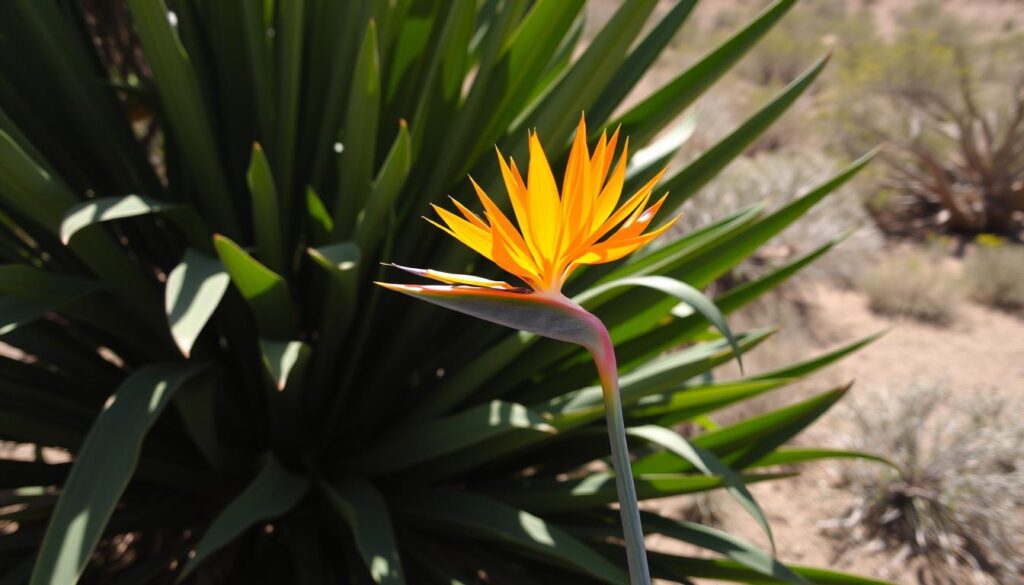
[795, 281, 1024, 396]
[649, 274, 1024, 584]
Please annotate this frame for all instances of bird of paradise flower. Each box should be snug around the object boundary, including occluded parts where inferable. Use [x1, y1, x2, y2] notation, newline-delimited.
[379, 114, 738, 584]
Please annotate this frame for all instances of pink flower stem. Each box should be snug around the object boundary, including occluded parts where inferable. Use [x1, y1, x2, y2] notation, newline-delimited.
[569, 302, 651, 585]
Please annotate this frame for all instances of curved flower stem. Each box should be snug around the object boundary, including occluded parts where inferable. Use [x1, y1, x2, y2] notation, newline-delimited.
[573, 305, 651, 585]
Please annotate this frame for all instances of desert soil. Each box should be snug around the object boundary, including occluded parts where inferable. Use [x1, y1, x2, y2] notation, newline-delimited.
[648, 275, 1024, 584]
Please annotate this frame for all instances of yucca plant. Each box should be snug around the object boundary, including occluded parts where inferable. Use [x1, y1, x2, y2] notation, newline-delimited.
[0, 1, 887, 583]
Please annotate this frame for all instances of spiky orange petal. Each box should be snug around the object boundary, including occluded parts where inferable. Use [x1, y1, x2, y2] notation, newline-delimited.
[422, 114, 677, 293]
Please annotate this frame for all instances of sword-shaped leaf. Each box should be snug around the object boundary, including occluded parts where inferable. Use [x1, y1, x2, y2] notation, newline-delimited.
[399, 490, 627, 584]
[178, 454, 309, 581]
[322, 477, 405, 585]
[165, 249, 230, 357]
[31, 363, 209, 585]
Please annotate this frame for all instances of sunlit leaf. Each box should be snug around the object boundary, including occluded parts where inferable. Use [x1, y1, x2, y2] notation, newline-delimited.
[165, 248, 230, 357]
[31, 363, 210, 585]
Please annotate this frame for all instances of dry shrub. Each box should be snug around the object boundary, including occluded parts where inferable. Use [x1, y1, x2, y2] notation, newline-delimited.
[829, 383, 1024, 584]
[830, 3, 1024, 238]
[964, 242, 1024, 311]
[859, 250, 960, 323]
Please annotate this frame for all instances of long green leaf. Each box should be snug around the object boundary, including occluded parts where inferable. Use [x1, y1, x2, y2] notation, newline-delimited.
[406, 0, 522, 216]
[247, 144, 286, 274]
[0, 131, 97, 230]
[31, 363, 209, 585]
[612, 244, 876, 374]
[750, 332, 886, 381]
[400, 490, 627, 584]
[406, 2, 475, 158]
[354, 120, 411, 252]
[165, 248, 230, 357]
[306, 2, 370, 187]
[0, 266, 101, 336]
[126, 0, 241, 237]
[628, 425, 777, 552]
[178, 454, 309, 580]
[240, 0, 273, 142]
[305, 241, 361, 401]
[2, 0, 157, 193]
[525, 11, 583, 108]
[558, 511, 800, 585]
[60, 195, 207, 249]
[321, 478, 405, 585]
[510, 0, 657, 146]
[352, 400, 554, 474]
[656, 53, 831, 212]
[668, 150, 877, 285]
[305, 186, 334, 246]
[640, 512, 806, 585]
[575, 275, 743, 371]
[749, 447, 893, 470]
[610, 0, 798, 147]
[537, 329, 774, 421]
[596, 203, 765, 287]
[0, 130, 163, 328]
[482, 471, 791, 513]
[648, 551, 895, 585]
[587, 0, 698, 126]
[213, 234, 294, 339]
[633, 385, 852, 474]
[172, 370, 229, 471]
[271, 0, 305, 214]
[457, 0, 585, 173]
[622, 112, 698, 190]
[333, 20, 380, 236]
[628, 378, 792, 426]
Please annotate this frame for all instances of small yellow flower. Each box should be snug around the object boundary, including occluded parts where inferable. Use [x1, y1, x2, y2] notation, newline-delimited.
[430, 115, 678, 292]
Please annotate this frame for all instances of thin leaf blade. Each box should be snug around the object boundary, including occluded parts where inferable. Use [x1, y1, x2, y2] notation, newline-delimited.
[321, 478, 405, 585]
[31, 363, 209, 585]
[178, 454, 309, 580]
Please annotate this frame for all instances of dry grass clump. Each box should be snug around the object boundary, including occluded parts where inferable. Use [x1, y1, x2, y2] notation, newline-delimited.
[964, 243, 1024, 311]
[859, 251, 960, 324]
[829, 383, 1024, 584]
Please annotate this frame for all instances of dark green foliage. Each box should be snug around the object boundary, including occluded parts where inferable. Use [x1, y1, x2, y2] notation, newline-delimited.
[0, 1, 882, 583]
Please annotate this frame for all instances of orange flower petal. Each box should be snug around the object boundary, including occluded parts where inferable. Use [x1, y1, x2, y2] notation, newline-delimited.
[448, 196, 488, 230]
[469, 177, 541, 280]
[417, 114, 675, 294]
[526, 131, 562, 265]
